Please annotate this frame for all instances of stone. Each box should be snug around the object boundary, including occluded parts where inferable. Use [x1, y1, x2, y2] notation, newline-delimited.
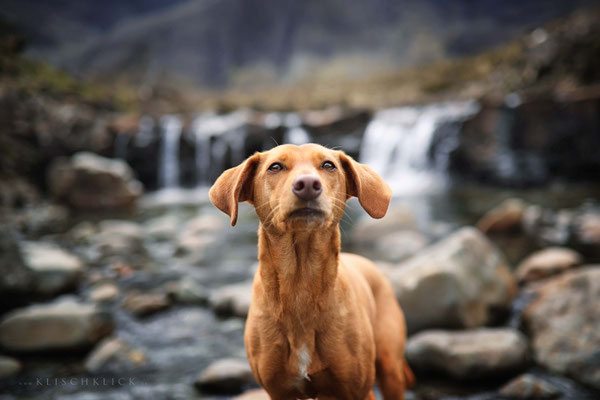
[576, 213, 600, 245]
[522, 267, 600, 390]
[499, 373, 561, 399]
[210, 281, 253, 318]
[386, 227, 516, 333]
[84, 338, 146, 373]
[11, 203, 70, 236]
[21, 241, 84, 295]
[515, 247, 582, 284]
[405, 328, 529, 380]
[166, 279, 209, 305]
[122, 291, 171, 317]
[0, 227, 32, 296]
[477, 198, 526, 234]
[374, 230, 428, 263]
[350, 206, 416, 248]
[195, 358, 255, 395]
[0, 355, 22, 379]
[89, 283, 120, 303]
[175, 214, 226, 259]
[47, 152, 143, 210]
[143, 214, 180, 241]
[0, 301, 113, 352]
[95, 220, 145, 256]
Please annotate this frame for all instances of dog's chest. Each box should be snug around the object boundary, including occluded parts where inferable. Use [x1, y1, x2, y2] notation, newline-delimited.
[296, 344, 311, 382]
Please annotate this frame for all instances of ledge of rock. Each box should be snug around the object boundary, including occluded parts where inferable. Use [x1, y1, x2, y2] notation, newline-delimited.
[522, 266, 600, 390]
[386, 227, 516, 333]
[0, 301, 113, 352]
[406, 328, 529, 380]
[47, 152, 143, 211]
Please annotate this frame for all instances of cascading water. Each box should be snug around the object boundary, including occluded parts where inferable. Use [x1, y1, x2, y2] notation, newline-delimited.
[360, 101, 479, 195]
[191, 110, 250, 186]
[158, 115, 183, 189]
[283, 113, 311, 145]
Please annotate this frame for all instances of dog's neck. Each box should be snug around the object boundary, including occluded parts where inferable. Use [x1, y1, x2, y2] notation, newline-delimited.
[257, 223, 341, 326]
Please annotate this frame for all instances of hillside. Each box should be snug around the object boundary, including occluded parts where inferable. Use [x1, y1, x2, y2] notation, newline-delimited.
[1, 0, 597, 89]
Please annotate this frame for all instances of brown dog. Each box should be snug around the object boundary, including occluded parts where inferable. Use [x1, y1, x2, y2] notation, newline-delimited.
[210, 144, 414, 399]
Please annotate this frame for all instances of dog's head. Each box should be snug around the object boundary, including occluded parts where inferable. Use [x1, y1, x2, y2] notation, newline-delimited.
[209, 143, 391, 231]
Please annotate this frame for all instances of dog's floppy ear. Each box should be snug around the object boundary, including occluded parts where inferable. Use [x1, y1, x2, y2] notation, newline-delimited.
[339, 152, 391, 219]
[209, 153, 261, 226]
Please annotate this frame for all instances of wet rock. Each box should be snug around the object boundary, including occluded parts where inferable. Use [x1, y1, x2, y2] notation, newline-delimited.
[11, 203, 70, 236]
[234, 389, 270, 400]
[166, 278, 209, 305]
[174, 215, 224, 263]
[0, 355, 22, 379]
[210, 281, 253, 318]
[122, 291, 171, 317]
[95, 220, 145, 257]
[0, 301, 113, 352]
[576, 213, 600, 245]
[47, 152, 143, 210]
[477, 198, 526, 234]
[522, 267, 600, 390]
[89, 283, 120, 303]
[499, 373, 561, 399]
[350, 206, 416, 248]
[405, 328, 529, 380]
[195, 358, 255, 395]
[143, 214, 180, 241]
[84, 338, 146, 373]
[515, 247, 582, 284]
[374, 230, 428, 263]
[0, 228, 32, 296]
[386, 227, 516, 333]
[21, 241, 84, 295]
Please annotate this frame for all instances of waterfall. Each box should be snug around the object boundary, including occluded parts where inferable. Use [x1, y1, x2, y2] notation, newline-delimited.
[360, 101, 479, 195]
[283, 113, 311, 145]
[158, 115, 183, 189]
[191, 110, 250, 186]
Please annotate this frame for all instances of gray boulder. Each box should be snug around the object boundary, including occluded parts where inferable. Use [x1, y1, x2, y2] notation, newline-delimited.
[386, 227, 516, 333]
[0, 301, 113, 352]
[374, 230, 428, 263]
[522, 267, 600, 390]
[384, 228, 516, 333]
[406, 328, 529, 380]
[48, 152, 142, 210]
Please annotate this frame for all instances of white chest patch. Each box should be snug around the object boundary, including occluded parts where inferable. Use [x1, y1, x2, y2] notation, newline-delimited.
[297, 344, 311, 382]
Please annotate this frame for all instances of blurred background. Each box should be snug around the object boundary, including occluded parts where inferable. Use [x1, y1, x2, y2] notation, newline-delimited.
[1, 0, 600, 399]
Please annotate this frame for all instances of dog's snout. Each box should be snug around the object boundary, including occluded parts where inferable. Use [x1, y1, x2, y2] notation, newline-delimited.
[292, 175, 322, 201]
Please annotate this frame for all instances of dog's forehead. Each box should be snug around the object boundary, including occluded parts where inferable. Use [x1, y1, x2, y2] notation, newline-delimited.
[262, 144, 334, 165]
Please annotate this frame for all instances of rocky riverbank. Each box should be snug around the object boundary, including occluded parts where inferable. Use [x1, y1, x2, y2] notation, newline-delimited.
[1, 157, 599, 399]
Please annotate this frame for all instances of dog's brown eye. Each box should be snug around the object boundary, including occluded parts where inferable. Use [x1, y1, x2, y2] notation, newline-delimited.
[321, 161, 336, 171]
[267, 162, 283, 173]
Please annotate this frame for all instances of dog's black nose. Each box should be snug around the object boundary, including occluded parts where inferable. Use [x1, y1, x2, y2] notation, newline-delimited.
[292, 175, 322, 201]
